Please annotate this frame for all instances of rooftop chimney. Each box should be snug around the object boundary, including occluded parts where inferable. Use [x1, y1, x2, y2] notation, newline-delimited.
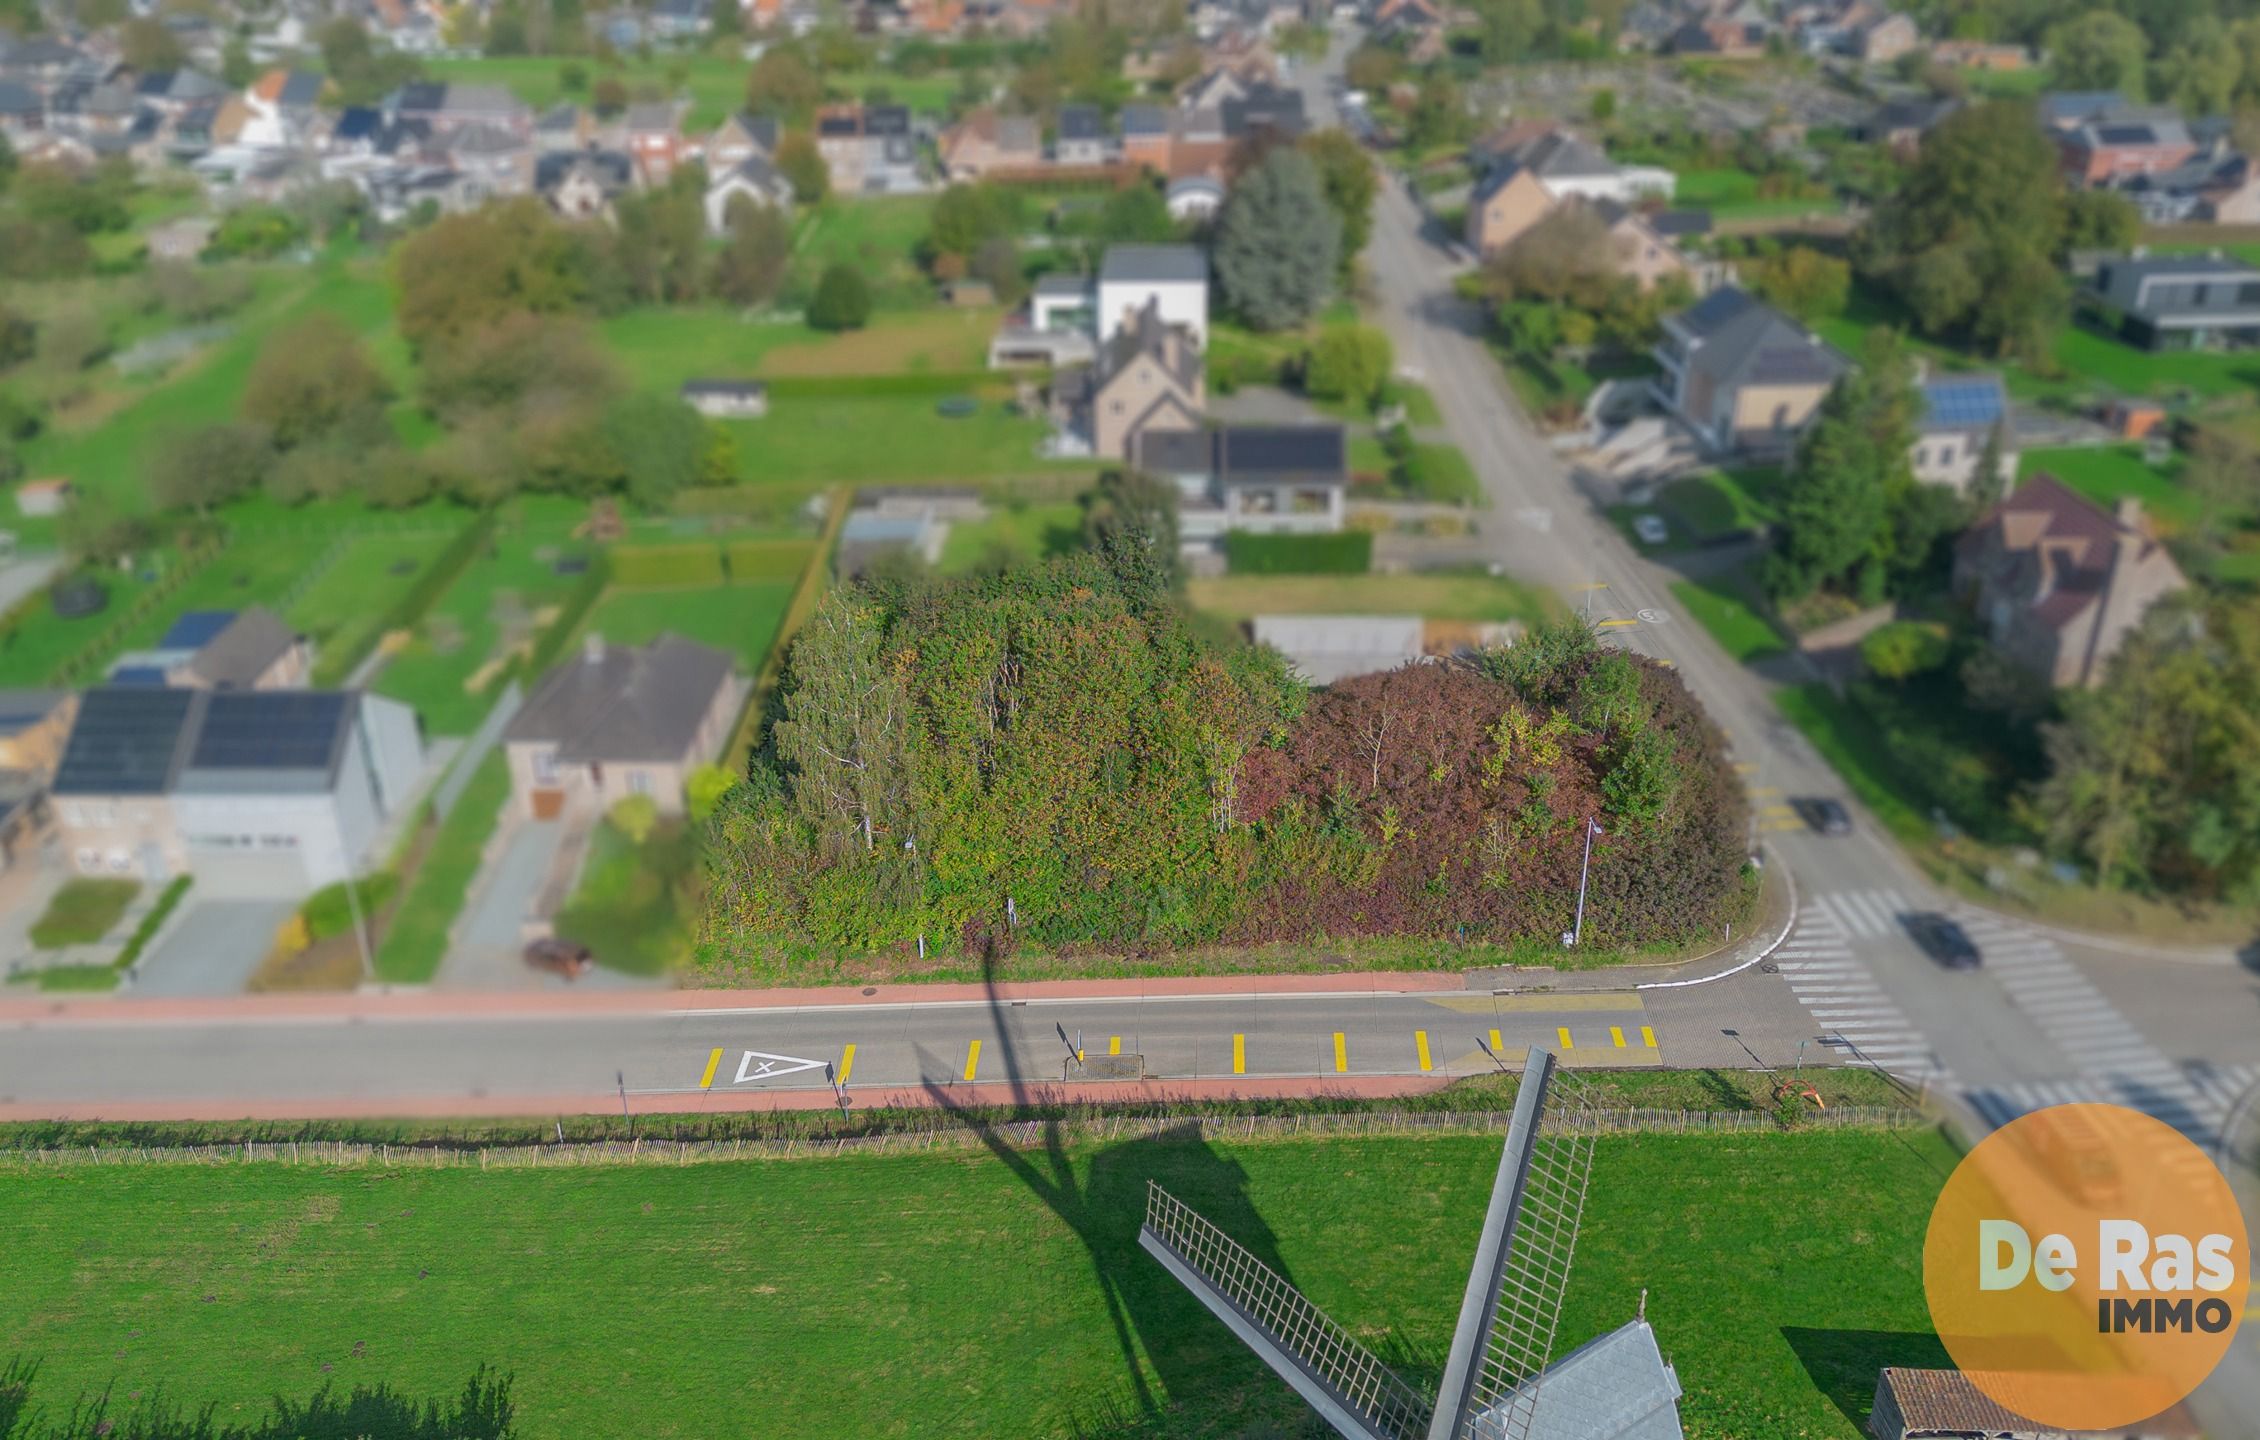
[583, 631, 605, 665]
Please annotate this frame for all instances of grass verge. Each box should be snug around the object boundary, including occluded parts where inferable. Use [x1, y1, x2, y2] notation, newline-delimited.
[372, 752, 511, 985]
[28, 878, 139, 949]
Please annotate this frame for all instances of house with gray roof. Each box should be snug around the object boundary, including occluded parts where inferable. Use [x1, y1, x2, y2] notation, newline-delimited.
[2088, 251, 2260, 351]
[503, 634, 745, 821]
[50, 686, 424, 895]
[1099, 243, 1210, 348]
[1135, 423, 1349, 540]
[1652, 286, 1848, 457]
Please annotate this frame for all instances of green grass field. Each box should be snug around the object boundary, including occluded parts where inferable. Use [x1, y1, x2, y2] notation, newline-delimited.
[581, 580, 796, 669]
[1672, 168, 1840, 221]
[423, 56, 964, 131]
[1670, 575, 1786, 663]
[728, 393, 1087, 488]
[1774, 683, 1929, 845]
[2018, 444, 2197, 527]
[0, 1127, 1954, 1438]
[937, 501, 1086, 573]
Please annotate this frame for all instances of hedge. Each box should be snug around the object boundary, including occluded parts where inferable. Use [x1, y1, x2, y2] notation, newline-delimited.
[724, 539, 818, 582]
[1222, 530, 1374, 575]
[609, 542, 726, 588]
[300, 872, 402, 944]
[115, 875, 192, 970]
[515, 549, 614, 681]
[759, 372, 1005, 399]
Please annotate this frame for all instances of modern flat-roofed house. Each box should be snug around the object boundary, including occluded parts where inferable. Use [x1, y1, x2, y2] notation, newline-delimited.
[1653, 286, 1848, 456]
[1911, 371, 2016, 492]
[1098, 243, 1210, 349]
[1055, 103, 1109, 165]
[2087, 251, 2260, 350]
[50, 686, 424, 893]
[503, 634, 745, 821]
[1135, 424, 1348, 540]
[1954, 476, 2189, 689]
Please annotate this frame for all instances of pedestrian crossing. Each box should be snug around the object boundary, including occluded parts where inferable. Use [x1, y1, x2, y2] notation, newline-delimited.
[1789, 886, 2260, 1149]
[1767, 904, 1945, 1082]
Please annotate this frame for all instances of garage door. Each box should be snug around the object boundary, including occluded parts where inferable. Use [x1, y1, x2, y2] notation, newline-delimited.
[188, 850, 310, 900]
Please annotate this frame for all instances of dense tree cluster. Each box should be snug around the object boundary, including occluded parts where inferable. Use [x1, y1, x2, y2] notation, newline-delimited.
[1215, 148, 1342, 331]
[1913, 0, 2260, 115]
[704, 567, 1748, 965]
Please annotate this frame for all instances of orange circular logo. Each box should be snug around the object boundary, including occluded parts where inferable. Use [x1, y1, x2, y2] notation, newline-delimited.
[1924, 1104, 2248, 1431]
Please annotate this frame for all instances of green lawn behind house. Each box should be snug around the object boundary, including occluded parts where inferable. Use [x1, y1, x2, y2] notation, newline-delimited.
[0, 1126, 1955, 1438]
[580, 580, 796, 670]
[936, 502, 1086, 573]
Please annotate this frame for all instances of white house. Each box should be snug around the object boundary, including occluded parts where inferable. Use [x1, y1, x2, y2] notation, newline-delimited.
[50, 687, 425, 896]
[1166, 175, 1225, 222]
[702, 155, 793, 235]
[1911, 371, 2017, 493]
[1098, 244, 1210, 350]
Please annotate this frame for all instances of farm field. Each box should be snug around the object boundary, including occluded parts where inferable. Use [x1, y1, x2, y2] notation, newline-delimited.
[0, 1126, 1954, 1439]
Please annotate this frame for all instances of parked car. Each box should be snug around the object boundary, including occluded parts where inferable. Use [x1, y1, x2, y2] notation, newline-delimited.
[1632, 513, 1670, 546]
[1793, 797, 1853, 835]
[523, 937, 593, 980]
[1903, 913, 1980, 970]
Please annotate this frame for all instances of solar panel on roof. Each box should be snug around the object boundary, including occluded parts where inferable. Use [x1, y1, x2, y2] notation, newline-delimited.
[53, 687, 198, 795]
[2096, 125, 2153, 145]
[188, 691, 348, 772]
[159, 609, 236, 649]
[1924, 380, 2004, 427]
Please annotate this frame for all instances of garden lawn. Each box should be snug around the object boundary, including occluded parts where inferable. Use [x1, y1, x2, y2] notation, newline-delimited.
[0, 565, 160, 689]
[423, 56, 962, 130]
[373, 519, 593, 736]
[581, 581, 795, 670]
[1660, 468, 1781, 542]
[28, 878, 138, 949]
[937, 502, 1085, 573]
[725, 392, 1090, 488]
[1774, 683, 1931, 846]
[555, 820, 695, 976]
[1190, 570, 1559, 626]
[1670, 576, 1785, 663]
[2018, 445, 2198, 528]
[371, 751, 509, 985]
[1671, 168, 1839, 221]
[792, 195, 941, 307]
[292, 529, 466, 685]
[0, 1127, 1955, 1439]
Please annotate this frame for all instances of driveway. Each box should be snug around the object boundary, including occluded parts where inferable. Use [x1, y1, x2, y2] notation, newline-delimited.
[436, 818, 661, 993]
[130, 900, 293, 996]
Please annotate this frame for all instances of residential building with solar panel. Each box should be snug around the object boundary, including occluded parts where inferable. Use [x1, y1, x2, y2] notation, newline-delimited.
[48, 687, 424, 896]
[1909, 371, 2015, 494]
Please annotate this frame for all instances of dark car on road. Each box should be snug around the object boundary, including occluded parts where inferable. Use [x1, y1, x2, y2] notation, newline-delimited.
[1903, 913, 1981, 970]
[1793, 797, 1854, 835]
[523, 937, 593, 981]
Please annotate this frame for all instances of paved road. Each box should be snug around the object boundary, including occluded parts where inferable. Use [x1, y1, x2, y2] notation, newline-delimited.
[0, 969, 1822, 1115]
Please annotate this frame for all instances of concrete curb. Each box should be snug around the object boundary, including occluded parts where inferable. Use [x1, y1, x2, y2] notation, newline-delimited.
[1637, 853, 1799, 991]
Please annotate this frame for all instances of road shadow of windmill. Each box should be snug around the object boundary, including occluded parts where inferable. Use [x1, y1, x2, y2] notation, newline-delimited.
[913, 939, 1445, 1440]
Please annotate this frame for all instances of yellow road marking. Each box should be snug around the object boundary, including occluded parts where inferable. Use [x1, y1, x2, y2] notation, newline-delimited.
[1232, 1033, 1246, 1075]
[1415, 1030, 1432, 1072]
[1333, 1032, 1348, 1073]
[1425, 994, 1642, 1014]
[837, 1043, 856, 1085]
[1610, 1026, 1626, 1048]
[1597, 617, 1637, 628]
[1748, 784, 1780, 796]
[1641, 1026, 1657, 1048]
[1576, 581, 1608, 591]
[1108, 1035, 1121, 1056]
[1557, 1027, 1574, 1051]
[963, 1040, 981, 1081]
[1488, 1027, 1503, 1054]
[1733, 761, 1759, 773]
[699, 1047, 723, 1090]
[1761, 803, 1797, 815]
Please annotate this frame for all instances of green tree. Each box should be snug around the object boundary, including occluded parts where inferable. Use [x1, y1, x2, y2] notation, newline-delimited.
[775, 131, 829, 203]
[1097, 183, 1176, 244]
[151, 423, 272, 513]
[609, 793, 660, 845]
[2062, 189, 2140, 254]
[1299, 129, 1378, 274]
[1762, 330, 1917, 602]
[1860, 621, 1952, 680]
[2045, 10, 2149, 98]
[1303, 323, 1393, 407]
[1082, 468, 1182, 599]
[0, 305, 32, 370]
[1215, 148, 1340, 331]
[687, 763, 739, 823]
[713, 196, 793, 308]
[242, 313, 392, 450]
[1750, 245, 1850, 321]
[2184, 429, 2260, 545]
[747, 45, 822, 117]
[601, 393, 710, 511]
[1969, 423, 2010, 510]
[807, 263, 872, 330]
[773, 593, 916, 856]
[926, 182, 1021, 262]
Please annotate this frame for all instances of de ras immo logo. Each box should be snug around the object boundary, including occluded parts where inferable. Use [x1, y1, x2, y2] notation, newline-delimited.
[1924, 1103, 2250, 1430]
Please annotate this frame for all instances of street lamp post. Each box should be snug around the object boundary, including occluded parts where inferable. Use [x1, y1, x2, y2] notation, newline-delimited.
[1567, 816, 1603, 948]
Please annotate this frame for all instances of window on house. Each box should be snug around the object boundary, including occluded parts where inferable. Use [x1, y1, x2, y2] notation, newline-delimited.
[1916, 447, 1929, 467]
[532, 748, 559, 785]
[629, 770, 653, 796]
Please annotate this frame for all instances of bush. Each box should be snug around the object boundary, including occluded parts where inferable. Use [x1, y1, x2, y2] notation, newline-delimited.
[688, 763, 738, 823]
[610, 542, 726, 587]
[116, 875, 192, 970]
[1222, 530, 1374, 575]
[1303, 323, 1393, 407]
[806, 264, 872, 332]
[203, 204, 308, 261]
[1860, 620, 1951, 681]
[610, 793, 661, 845]
[301, 872, 401, 944]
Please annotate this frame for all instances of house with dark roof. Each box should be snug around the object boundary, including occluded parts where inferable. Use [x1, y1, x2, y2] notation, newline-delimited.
[2056, 110, 2196, 188]
[538, 146, 634, 219]
[1134, 423, 1348, 540]
[1081, 297, 1207, 459]
[1464, 125, 1676, 256]
[1854, 93, 1960, 157]
[1954, 477, 2190, 689]
[702, 111, 779, 170]
[50, 686, 424, 893]
[702, 154, 793, 233]
[1055, 103, 1109, 166]
[105, 608, 311, 692]
[1652, 286, 1849, 456]
[1098, 243, 1210, 348]
[2088, 251, 2260, 350]
[503, 633, 745, 820]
